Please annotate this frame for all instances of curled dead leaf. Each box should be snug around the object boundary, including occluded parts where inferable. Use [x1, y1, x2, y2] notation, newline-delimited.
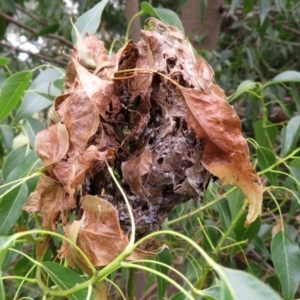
[182, 88, 263, 224]
[35, 123, 69, 166]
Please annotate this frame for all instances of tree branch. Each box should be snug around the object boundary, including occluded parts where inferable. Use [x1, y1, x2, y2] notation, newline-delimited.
[0, 11, 73, 48]
[16, 3, 49, 26]
[0, 41, 68, 67]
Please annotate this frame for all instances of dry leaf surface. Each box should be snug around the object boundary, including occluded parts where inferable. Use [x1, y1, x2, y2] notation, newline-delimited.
[24, 18, 262, 267]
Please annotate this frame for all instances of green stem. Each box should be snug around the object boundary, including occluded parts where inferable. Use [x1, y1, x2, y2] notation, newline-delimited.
[214, 202, 247, 255]
[127, 268, 135, 300]
[125, 11, 144, 43]
[2, 276, 36, 283]
[167, 187, 236, 225]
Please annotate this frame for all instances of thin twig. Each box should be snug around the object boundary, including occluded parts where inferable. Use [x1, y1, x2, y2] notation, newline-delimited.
[0, 41, 68, 67]
[0, 11, 73, 48]
[16, 3, 49, 26]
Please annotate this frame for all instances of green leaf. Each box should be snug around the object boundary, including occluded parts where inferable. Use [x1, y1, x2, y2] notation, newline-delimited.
[0, 0, 16, 13]
[220, 266, 281, 300]
[169, 292, 185, 300]
[257, 0, 270, 25]
[271, 231, 300, 300]
[0, 184, 28, 235]
[0, 118, 14, 152]
[0, 272, 4, 300]
[141, 2, 184, 32]
[227, 188, 244, 220]
[234, 212, 261, 242]
[32, 68, 64, 88]
[14, 89, 53, 122]
[201, 286, 221, 300]
[228, 0, 242, 16]
[156, 249, 171, 300]
[0, 57, 8, 67]
[275, 0, 286, 11]
[21, 117, 45, 149]
[71, 0, 109, 45]
[242, 0, 254, 14]
[256, 147, 278, 186]
[14, 68, 63, 122]
[5, 151, 40, 184]
[42, 261, 89, 300]
[216, 200, 232, 231]
[254, 120, 278, 149]
[53, 78, 65, 92]
[0, 236, 15, 267]
[2, 147, 29, 180]
[35, 23, 60, 36]
[281, 115, 300, 157]
[0, 71, 32, 123]
[270, 71, 300, 84]
[229, 80, 257, 101]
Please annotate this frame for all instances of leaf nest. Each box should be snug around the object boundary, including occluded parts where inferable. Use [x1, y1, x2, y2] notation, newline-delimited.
[23, 18, 262, 267]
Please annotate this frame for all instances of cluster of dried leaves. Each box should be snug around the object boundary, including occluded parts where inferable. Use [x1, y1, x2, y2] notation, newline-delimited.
[23, 18, 263, 267]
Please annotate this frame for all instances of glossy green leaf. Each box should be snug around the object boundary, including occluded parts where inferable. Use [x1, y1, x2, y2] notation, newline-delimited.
[281, 115, 300, 157]
[0, 71, 6, 89]
[229, 80, 257, 101]
[252, 236, 270, 258]
[141, 2, 184, 32]
[256, 147, 278, 186]
[272, 71, 300, 83]
[0, 236, 15, 267]
[14, 69, 62, 122]
[0, 71, 32, 123]
[0, 118, 14, 152]
[216, 200, 232, 230]
[5, 151, 40, 184]
[21, 117, 45, 149]
[201, 286, 220, 300]
[71, 0, 109, 44]
[227, 188, 244, 220]
[203, 219, 221, 249]
[234, 212, 261, 242]
[2, 147, 29, 180]
[288, 167, 300, 191]
[14, 90, 53, 122]
[220, 266, 281, 300]
[271, 231, 300, 300]
[257, 0, 270, 25]
[53, 78, 65, 92]
[254, 120, 278, 149]
[42, 261, 88, 300]
[156, 249, 171, 300]
[0, 57, 8, 67]
[0, 184, 28, 235]
[34, 68, 64, 87]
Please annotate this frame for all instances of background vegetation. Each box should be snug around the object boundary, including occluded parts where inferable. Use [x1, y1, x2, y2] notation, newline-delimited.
[0, 0, 300, 299]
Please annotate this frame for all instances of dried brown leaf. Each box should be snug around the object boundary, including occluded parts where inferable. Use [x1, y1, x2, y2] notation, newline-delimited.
[23, 176, 65, 230]
[182, 88, 263, 224]
[35, 123, 69, 166]
[56, 87, 99, 154]
[76, 195, 129, 266]
[122, 146, 152, 199]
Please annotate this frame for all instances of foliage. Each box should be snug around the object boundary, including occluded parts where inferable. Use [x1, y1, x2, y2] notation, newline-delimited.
[0, 1, 300, 299]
